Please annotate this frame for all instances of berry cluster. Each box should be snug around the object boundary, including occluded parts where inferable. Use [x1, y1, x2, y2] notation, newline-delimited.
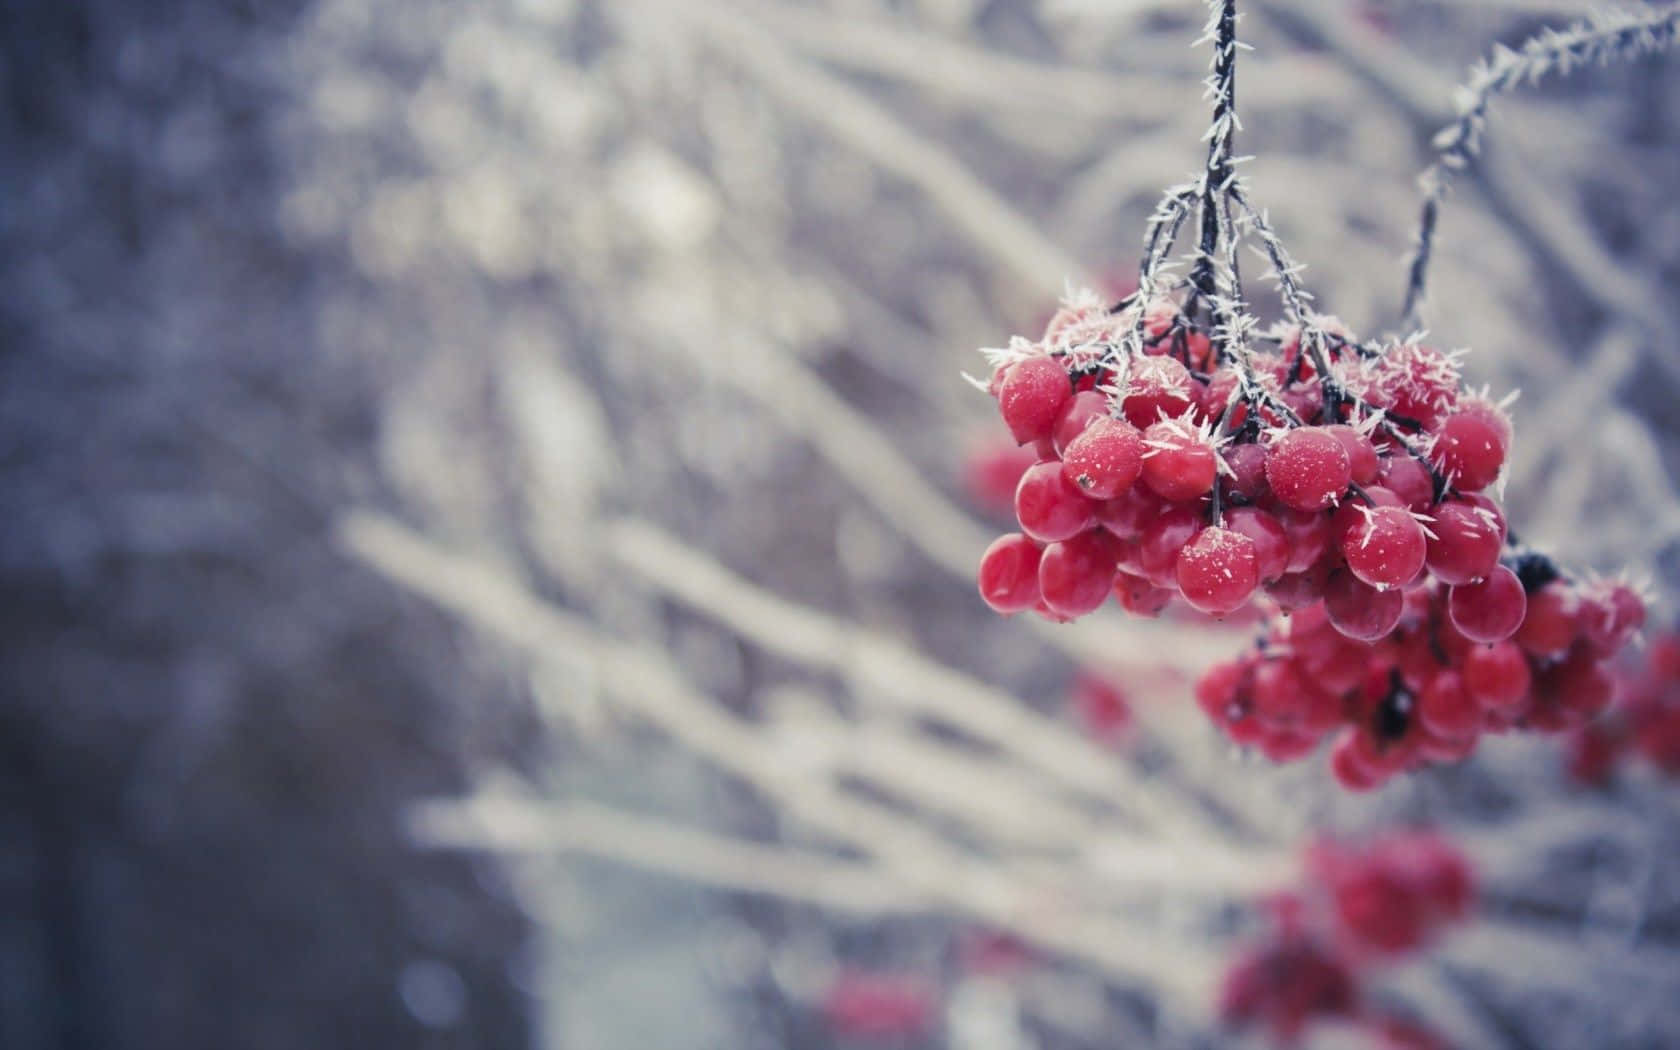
[1197, 570, 1646, 788]
[1220, 831, 1472, 1046]
[1566, 631, 1680, 785]
[976, 288, 1526, 627]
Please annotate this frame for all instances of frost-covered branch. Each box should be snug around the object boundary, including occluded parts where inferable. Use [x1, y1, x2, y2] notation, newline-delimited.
[1401, 4, 1680, 329]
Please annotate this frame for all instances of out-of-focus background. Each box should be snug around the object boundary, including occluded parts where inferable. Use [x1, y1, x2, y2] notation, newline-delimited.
[4, 0, 1680, 1047]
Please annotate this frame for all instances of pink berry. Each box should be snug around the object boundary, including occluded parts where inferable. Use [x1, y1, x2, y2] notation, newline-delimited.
[1266, 427, 1352, 511]
[997, 356, 1071, 444]
[1062, 417, 1145, 499]
[977, 533, 1042, 614]
[1447, 566, 1526, 643]
[1014, 461, 1096, 543]
[1175, 527, 1262, 615]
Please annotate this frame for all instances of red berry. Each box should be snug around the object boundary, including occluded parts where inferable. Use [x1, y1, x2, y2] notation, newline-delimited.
[1326, 424, 1381, 485]
[1094, 484, 1165, 539]
[1224, 506, 1290, 583]
[1426, 499, 1503, 585]
[977, 533, 1042, 614]
[1341, 505, 1428, 589]
[1175, 527, 1262, 615]
[1331, 732, 1385, 791]
[1513, 581, 1579, 656]
[1038, 530, 1120, 619]
[1378, 454, 1435, 512]
[1540, 646, 1615, 721]
[1447, 566, 1526, 643]
[1120, 356, 1194, 429]
[1051, 390, 1109, 456]
[1266, 427, 1352, 511]
[1062, 417, 1145, 499]
[1462, 640, 1531, 710]
[1276, 506, 1333, 573]
[1432, 411, 1506, 492]
[1418, 670, 1479, 738]
[1220, 442, 1270, 504]
[1136, 505, 1204, 588]
[1265, 557, 1332, 611]
[997, 356, 1071, 444]
[1141, 420, 1217, 502]
[1014, 461, 1096, 542]
[1325, 570, 1405, 641]
[1580, 582, 1646, 657]
[1113, 571, 1175, 617]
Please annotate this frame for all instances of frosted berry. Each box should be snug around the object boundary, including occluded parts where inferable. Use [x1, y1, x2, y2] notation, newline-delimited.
[1120, 356, 1194, 429]
[1062, 417, 1145, 499]
[1141, 419, 1217, 502]
[1432, 411, 1506, 492]
[1176, 527, 1262, 615]
[1425, 499, 1502, 585]
[997, 356, 1071, 444]
[1266, 427, 1352, 511]
[1341, 505, 1427, 589]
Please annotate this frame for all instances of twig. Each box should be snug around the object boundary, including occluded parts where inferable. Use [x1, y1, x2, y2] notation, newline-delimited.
[1400, 4, 1680, 329]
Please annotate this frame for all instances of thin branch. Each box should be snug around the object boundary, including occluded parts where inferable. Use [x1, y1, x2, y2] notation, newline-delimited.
[1401, 4, 1680, 329]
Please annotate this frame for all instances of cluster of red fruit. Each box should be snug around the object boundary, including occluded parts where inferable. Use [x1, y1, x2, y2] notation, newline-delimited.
[1197, 569, 1646, 788]
[975, 292, 1523, 626]
[1220, 831, 1472, 1046]
[1567, 631, 1680, 784]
